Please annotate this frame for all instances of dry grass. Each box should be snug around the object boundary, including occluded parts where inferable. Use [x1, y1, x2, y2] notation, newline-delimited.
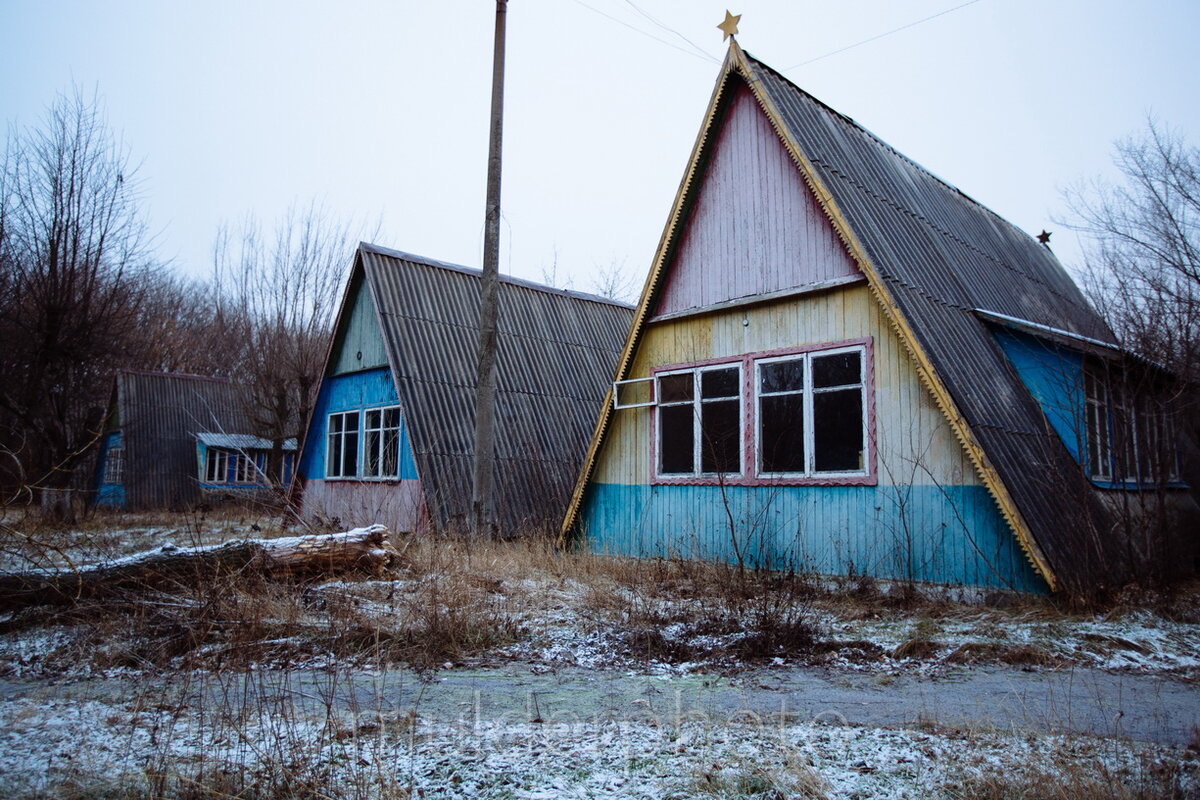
[942, 757, 1193, 800]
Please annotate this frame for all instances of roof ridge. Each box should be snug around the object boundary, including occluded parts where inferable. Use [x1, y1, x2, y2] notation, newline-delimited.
[739, 51, 1039, 244]
[119, 369, 236, 385]
[359, 242, 635, 310]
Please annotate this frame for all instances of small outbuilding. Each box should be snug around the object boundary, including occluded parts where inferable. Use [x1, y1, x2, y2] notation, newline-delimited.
[94, 370, 295, 509]
[562, 43, 1197, 595]
[296, 244, 633, 536]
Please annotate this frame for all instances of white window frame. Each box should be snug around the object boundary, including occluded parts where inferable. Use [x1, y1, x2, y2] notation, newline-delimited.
[362, 405, 402, 480]
[326, 410, 361, 479]
[754, 345, 869, 479]
[205, 448, 230, 483]
[613, 377, 656, 409]
[234, 452, 257, 484]
[654, 362, 743, 479]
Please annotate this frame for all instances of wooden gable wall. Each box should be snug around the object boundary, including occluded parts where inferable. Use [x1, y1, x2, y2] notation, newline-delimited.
[653, 82, 859, 319]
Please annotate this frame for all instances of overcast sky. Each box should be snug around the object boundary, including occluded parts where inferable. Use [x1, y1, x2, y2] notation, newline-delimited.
[3, 0, 1198, 298]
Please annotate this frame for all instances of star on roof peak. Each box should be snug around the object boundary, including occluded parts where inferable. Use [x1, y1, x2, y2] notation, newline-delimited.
[1037, 230, 1052, 246]
[717, 10, 741, 41]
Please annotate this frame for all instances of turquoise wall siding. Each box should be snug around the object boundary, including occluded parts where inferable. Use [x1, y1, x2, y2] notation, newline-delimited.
[581, 482, 1047, 593]
[332, 277, 389, 376]
[94, 430, 125, 508]
[992, 329, 1086, 462]
[299, 367, 418, 481]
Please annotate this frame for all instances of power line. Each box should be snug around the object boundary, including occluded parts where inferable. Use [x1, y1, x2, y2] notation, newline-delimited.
[621, 0, 714, 62]
[570, 0, 719, 64]
[782, 0, 986, 71]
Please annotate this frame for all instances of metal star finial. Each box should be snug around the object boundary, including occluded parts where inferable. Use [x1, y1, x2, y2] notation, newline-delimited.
[717, 10, 741, 41]
[1037, 230, 1052, 246]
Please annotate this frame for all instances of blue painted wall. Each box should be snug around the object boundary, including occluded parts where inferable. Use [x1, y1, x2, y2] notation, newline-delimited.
[992, 329, 1087, 462]
[299, 366, 418, 481]
[94, 430, 125, 508]
[581, 482, 1047, 593]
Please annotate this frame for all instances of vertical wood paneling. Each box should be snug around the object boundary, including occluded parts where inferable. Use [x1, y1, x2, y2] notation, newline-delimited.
[332, 278, 389, 375]
[654, 84, 859, 317]
[583, 284, 1048, 591]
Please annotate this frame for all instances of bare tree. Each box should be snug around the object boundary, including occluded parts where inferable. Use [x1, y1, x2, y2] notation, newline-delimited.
[1066, 121, 1200, 381]
[0, 87, 157, 509]
[1065, 120, 1200, 561]
[212, 202, 369, 492]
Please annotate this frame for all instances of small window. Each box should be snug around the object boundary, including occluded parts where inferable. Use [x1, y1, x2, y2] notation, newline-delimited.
[205, 449, 230, 483]
[656, 365, 742, 477]
[363, 406, 402, 479]
[103, 446, 124, 485]
[326, 411, 360, 479]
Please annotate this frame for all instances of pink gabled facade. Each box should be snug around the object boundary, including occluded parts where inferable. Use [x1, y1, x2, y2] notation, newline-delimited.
[652, 83, 860, 318]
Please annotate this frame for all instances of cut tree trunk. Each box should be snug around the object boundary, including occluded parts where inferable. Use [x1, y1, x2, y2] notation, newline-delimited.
[0, 525, 397, 612]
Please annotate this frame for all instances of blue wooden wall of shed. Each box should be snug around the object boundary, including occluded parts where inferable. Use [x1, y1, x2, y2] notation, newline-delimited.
[94, 430, 125, 508]
[332, 274, 389, 376]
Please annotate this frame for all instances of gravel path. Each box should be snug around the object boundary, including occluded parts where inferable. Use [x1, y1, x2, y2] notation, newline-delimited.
[2, 662, 1195, 746]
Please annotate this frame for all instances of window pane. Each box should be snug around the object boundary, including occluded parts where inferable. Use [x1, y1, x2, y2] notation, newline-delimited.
[813, 352, 861, 388]
[701, 398, 740, 473]
[760, 394, 805, 473]
[365, 429, 381, 476]
[701, 367, 739, 399]
[759, 360, 804, 394]
[658, 373, 693, 403]
[366, 408, 381, 429]
[384, 407, 400, 428]
[383, 428, 399, 476]
[813, 388, 864, 472]
[659, 405, 694, 474]
[342, 429, 359, 477]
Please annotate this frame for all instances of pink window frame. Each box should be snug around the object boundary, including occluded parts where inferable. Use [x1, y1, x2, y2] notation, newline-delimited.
[649, 337, 877, 487]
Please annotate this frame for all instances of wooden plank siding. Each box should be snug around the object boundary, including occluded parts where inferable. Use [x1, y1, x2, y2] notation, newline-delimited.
[653, 83, 857, 318]
[332, 273, 389, 376]
[583, 286, 1046, 592]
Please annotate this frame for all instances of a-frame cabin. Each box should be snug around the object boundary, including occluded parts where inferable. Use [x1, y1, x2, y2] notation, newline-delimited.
[297, 244, 633, 536]
[562, 43, 1197, 595]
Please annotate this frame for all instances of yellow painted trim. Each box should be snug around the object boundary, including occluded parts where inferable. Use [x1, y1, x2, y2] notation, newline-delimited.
[731, 45, 1056, 590]
[559, 48, 741, 543]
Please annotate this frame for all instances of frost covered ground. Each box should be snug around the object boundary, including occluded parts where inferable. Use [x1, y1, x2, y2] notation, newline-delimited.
[1, 513, 1198, 798]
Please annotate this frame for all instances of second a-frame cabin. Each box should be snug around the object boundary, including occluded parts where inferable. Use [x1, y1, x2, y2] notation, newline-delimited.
[562, 43, 1197, 595]
[297, 244, 633, 536]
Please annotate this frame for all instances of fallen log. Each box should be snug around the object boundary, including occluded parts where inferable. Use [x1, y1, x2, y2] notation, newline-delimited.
[0, 525, 397, 612]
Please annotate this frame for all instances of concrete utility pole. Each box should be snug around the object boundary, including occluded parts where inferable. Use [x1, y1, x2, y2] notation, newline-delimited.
[472, 0, 507, 538]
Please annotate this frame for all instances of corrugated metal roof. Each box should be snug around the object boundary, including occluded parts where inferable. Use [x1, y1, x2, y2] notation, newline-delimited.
[358, 243, 633, 534]
[116, 371, 255, 508]
[197, 432, 297, 451]
[740, 52, 1120, 589]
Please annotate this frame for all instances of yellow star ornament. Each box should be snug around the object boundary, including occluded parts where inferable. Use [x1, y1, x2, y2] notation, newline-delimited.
[717, 10, 740, 41]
